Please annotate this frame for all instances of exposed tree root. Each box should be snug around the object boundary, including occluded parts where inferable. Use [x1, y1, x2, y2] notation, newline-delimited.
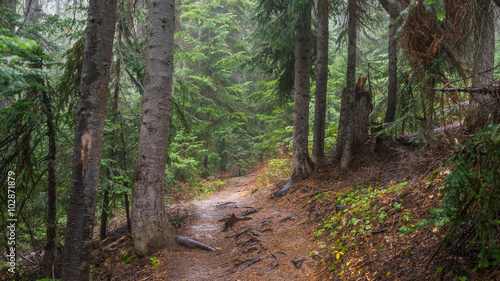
[174, 235, 215, 251]
[274, 180, 295, 198]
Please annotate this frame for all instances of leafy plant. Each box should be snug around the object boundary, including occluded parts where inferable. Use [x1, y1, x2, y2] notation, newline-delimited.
[256, 157, 292, 186]
[393, 202, 402, 210]
[122, 253, 131, 264]
[315, 181, 412, 271]
[149, 256, 160, 266]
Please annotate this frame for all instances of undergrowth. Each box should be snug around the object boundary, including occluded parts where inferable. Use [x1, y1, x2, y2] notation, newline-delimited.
[255, 157, 292, 187]
[314, 181, 409, 272]
[404, 124, 500, 269]
[169, 178, 227, 202]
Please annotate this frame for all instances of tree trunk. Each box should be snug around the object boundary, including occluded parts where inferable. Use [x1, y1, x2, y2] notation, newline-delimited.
[384, 22, 398, 123]
[55, 0, 60, 15]
[219, 138, 227, 173]
[312, 0, 329, 164]
[24, 0, 39, 23]
[131, 0, 177, 257]
[291, 0, 314, 181]
[335, 0, 357, 171]
[468, 0, 496, 129]
[353, 77, 372, 148]
[61, 0, 118, 279]
[41, 82, 57, 277]
[99, 187, 110, 240]
[100, 55, 122, 241]
[114, 41, 132, 232]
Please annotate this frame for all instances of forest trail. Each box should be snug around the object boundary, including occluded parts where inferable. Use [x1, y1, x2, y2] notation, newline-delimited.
[156, 174, 319, 280]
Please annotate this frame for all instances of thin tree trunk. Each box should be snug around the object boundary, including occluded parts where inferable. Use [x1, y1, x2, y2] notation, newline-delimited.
[384, 22, 398, 123]
[131, 0, 177, 257]
[99, 187, 110, 240]
[292, 0, 314, 181]
[312, 0, 329, 164]
[120, 124, 131, 232]
[99, 55, 122, 241]
[115, 34, 132, 232]
[55, 0, 60, 15]
[336, 0, 357, 170]
[379, 0, 403, 125]
[61, 0, 118, 279]
[41, 82, 57, 277]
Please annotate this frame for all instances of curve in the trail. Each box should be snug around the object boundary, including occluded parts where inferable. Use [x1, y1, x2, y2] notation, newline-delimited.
[161, 174, 317, 281]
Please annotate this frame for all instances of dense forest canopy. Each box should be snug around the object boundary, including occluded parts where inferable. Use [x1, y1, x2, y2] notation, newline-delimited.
[0, 0, 498, 279]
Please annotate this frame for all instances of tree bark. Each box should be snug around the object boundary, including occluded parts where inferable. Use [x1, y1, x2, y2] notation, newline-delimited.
[379, 0, 404, 125]
[131, 0, 177, 257]
[24, 0, 39, 23]
[61, 0, 118, 279]
[335, 0, 357, 170]
[292, 0, 314, 181]
[312, 0, 329, 164]
[383, 22, 398, 123]
[99, 187, 110, 240]
[468, 0, 496, 129]
[353, 77, 372, 148]
[41, 81, 57, 277]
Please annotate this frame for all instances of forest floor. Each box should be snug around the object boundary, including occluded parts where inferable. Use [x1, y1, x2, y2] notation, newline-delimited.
[15, 135, 499, 280]
[90, 173, 320, 280]
[87, 141, 498, 281]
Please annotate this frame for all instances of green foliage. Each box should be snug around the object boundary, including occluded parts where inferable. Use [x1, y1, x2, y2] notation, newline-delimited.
[246, 0, 296, 105]
[399, 125, 500, 268]
[0, 28, 38, 91]
[121, 253, 131, 264]
[256, 158, 292, 187]
[191, 178, 227, 198]
[169, 0, 265, 177]
[315, 181, 409, 270]
[435, 124, 500, 268]
[149, 256, 160, 266]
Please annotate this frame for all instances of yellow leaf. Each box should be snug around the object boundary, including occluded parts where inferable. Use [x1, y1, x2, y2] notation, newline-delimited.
[336, 251, 344, 260]
[386, 272, 390, 277]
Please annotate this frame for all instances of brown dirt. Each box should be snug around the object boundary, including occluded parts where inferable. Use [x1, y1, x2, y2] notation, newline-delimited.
[89, 173, 321, 281]
[160, 174, 319, 281]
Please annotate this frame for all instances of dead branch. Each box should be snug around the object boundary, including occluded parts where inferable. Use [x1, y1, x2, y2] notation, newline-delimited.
[432, 86, 500, 93]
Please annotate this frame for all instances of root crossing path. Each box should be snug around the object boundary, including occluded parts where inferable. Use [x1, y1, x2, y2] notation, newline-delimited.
[159, 174, 319, 280]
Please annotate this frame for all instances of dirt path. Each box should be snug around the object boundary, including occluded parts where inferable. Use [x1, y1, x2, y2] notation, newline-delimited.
[158, 174, 319, 280]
